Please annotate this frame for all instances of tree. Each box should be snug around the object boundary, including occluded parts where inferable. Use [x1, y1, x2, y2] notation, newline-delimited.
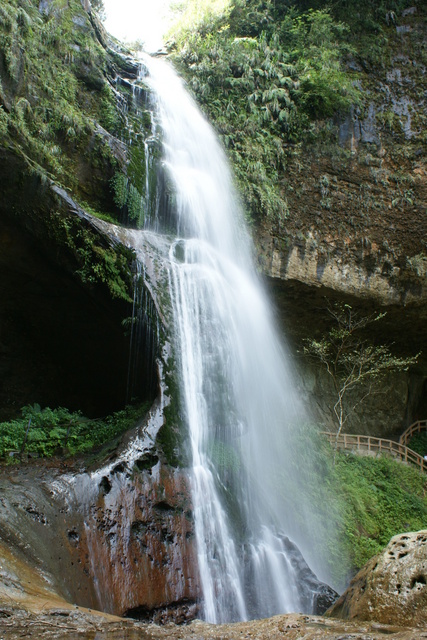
[303, 302, 419, 456]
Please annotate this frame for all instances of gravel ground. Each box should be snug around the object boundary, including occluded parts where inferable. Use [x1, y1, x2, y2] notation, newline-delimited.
[0, 607, 425, 640]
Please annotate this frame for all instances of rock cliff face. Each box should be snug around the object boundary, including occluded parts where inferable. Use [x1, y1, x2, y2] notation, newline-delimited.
[0, 179, 138, 421]
[80, 464, 199, 622]
[0, 460, 199, 622]
[254, 5, 427, 435]
[0, 0, 149, 420]
[0, 0, 426, 627]
[327, 530, 427, 628]
[0, 0, 425, 434]
[0, 2, 195, 618]
[256, 5, 426, 306]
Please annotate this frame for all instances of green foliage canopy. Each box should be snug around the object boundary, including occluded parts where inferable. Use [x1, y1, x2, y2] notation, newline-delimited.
[170, 0, 362, 220]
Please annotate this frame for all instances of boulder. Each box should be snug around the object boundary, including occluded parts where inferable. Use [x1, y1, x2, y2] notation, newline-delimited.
[327, 530, 427, 627]
[279, 536, 339, 615]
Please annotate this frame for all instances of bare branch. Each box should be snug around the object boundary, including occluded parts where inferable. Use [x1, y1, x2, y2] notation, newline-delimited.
[301, 301, 420, 462]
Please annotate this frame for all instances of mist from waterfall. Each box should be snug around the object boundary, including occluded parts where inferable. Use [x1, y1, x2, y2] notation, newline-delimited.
[138, 54, 327, 623]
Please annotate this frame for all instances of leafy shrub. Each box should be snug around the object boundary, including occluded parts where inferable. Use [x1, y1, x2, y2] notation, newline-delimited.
[408, 431, 427, 457]
[110, 172, 145, 226]
[279, 8, 360, 118]
[171, 1, 361, 220]
[111, 172, 128, 208]
[0, 402, 150, 459]
[127, 183, 144, 222]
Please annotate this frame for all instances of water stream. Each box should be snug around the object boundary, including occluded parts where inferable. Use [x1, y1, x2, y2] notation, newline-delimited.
[138, 55, 317, 623]
[53, 53, 333, 624]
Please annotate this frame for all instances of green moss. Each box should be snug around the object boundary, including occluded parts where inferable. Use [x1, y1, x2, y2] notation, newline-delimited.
[156, 422, 184, 468]
[128, 142, 146, 194]
[110, 171, 145, 227]
[111, 171, 128, 208]
[156, 354, 189, 468]
[46, 204, 134, 302]
[79, 200, 117, 224]
[0, 0, 151, 220]
[99, 85, 123, 135]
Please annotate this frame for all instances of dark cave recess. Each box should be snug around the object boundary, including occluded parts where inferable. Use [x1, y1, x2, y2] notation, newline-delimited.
[0, 213, 156, 422]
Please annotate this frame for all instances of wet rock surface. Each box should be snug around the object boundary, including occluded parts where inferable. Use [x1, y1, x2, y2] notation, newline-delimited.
[0, 537, 419, 638]
[1, 468, 425, 640]
[0, 451, 199, 622]
[0, 463, 100, 609]
[75, 463, 199, 619]
[279, 536, 339, 615]
[327, 530, 427, 628]
[256, 7, 427, 307]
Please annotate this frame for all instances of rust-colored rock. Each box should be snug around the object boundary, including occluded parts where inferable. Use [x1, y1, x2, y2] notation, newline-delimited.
[0, 491, 426, 639]
[327, 530, 427, 628]
[76, 463, 200, 620]
[0, 459, 199, 624]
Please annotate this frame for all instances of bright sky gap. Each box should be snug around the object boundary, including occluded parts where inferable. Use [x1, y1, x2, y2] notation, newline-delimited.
[103, 0, 173, 52]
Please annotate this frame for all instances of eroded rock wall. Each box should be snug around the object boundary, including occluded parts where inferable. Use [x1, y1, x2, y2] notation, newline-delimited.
[0, 446, 199, 621]
[328, 530, 427, 628]
[256, 6, 426, 305]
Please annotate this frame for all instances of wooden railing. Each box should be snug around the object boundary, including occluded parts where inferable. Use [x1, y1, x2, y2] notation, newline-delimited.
[322, 431, 427, 474]
[399, 420, 427, 447]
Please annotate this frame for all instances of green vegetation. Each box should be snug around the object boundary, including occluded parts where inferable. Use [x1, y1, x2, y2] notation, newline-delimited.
[157, 358, 189, 468]
[290, 425, 427, 588]
[0, 0, 152, 227]
[51, 209, 135, 301]
[0, 402, 150, 459]
[169, 0, 420, 221]
[0, 0, 103, 181]
[335, 453, 427, 570]
[409, 431, 427, 457]
[111, 171, 145, 225]
[169, 0, 363, 220]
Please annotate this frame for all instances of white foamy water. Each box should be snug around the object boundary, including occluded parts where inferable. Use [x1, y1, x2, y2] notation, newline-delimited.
[140, 55, 317, 623]
[48, 51, 331, 623]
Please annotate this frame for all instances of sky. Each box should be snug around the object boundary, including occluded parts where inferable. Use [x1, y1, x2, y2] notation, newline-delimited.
[103, 0, 174, 52]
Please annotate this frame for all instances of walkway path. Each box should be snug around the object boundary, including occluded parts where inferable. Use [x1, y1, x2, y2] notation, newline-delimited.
[322, 425, 427, 474]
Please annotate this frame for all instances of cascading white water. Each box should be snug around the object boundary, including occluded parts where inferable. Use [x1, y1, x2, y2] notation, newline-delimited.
[139, 55, 322, 623]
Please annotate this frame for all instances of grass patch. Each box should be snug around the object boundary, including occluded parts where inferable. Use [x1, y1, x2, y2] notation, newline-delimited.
[287, 425, 427, 589]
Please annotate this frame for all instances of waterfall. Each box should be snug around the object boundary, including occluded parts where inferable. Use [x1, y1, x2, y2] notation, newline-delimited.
[136, 55, 321, 623]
